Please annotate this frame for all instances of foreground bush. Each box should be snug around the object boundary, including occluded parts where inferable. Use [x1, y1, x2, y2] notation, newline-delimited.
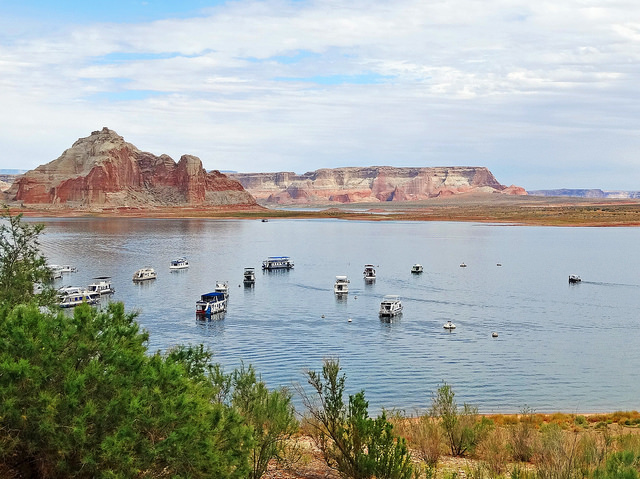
[0, 302, 252, 478]
[301, 358, 415, 479]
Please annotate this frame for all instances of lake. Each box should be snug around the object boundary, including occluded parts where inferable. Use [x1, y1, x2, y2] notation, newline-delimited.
[35, 217, 640, 414]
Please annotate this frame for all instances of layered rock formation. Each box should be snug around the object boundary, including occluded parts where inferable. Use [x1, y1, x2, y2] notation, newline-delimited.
[6, 128, 257, 208]
[231, 167, 526, 204]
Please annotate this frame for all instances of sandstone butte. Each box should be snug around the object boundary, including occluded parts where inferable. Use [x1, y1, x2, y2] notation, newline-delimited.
[4, 127, 257, 209]
[230, 167, 526, 205]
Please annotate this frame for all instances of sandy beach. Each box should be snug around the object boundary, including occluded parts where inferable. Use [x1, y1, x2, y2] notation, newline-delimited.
[8, 195, 640, 226]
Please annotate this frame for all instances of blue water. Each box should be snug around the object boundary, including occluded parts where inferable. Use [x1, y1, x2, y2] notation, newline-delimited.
[35, 217, 640, 414]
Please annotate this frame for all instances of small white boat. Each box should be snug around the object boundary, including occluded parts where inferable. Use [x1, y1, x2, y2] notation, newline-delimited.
[334, 275, 350, 294]
[133, 267, 157, 282]
[196, 292, 228, 316]
[48, 265, 63, 280]
[411, 264, 423, 274]
[215, 281, 229, 298]
[443, 320, 456, 330]
[243, 267, 256, 284]
[170, 257, 189, 270]
[569, 275, 581, 283]
[379, 295, 403, 317]
[262, 256, 294, 270]
[88, 276, 115, 295]
[57, 286, 100, 308]
[363, 264, 376, 281]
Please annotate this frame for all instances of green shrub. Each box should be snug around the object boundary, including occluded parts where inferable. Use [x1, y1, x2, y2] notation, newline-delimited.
[301, 358, 414, 479]
[430, 382, 490, 457]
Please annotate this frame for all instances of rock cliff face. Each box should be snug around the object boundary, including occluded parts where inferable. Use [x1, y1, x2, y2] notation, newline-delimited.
[231, 167, 526, 204]
[7, 128, 256, 208]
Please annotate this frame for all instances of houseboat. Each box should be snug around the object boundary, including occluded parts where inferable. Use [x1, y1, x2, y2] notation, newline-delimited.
[411, 264, 423, 274]
[215, 281, 229, 298]
[195, 292, 228, 316]
[379, 295, 403, 317]
[243, 267, 256, 284]
[132, 267, 157, 282]
[262, 256, 294, 270]
[87, 276, 115, 295]
[170, 257, 189, 270]
[57, 287, 100, 308]
[334, 276, 350, 294]
[363, 264, 376, 281]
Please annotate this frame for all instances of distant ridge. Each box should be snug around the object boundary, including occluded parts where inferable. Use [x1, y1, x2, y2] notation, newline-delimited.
[231, 166, 526, 204]
[528, 189, 640, 199]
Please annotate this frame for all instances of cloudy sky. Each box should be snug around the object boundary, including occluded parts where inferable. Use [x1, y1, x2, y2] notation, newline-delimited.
[1, 0, 639, 190]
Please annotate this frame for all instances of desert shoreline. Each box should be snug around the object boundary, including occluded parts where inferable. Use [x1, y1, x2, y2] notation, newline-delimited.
[6, 195, 640, 227]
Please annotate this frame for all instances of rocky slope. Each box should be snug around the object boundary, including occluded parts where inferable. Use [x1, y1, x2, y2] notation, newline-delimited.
[6, 128, 257, 208]
[231, 167, 525, 204]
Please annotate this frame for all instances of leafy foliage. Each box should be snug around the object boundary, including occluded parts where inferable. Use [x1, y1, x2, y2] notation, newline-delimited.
[430, 382, 490, 457]
[0, 302, 252, 478]
[213, 363, 299, 479]
[302, 358, 414, 479]
[0, 205, 55, 307]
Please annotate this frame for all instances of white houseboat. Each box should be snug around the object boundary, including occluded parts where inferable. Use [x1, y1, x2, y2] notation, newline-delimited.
[215, 281, 229, 298]
[262, 256, 294, 270]
[411, 264, 424, 274]
[195, 292, 228, 316]
[363, 264, 376, 281]
[133, 267, 157, 282]
[170, 257, 189, 270]
[57, 287, 100, 308]
[334, 276, 350, 294]
[379, 295, 403, 317]
[87, 276, 115, 295]
[243, 267, 256, 284]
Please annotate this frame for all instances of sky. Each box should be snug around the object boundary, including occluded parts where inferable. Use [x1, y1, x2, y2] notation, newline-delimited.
[1, 0, 640, 190]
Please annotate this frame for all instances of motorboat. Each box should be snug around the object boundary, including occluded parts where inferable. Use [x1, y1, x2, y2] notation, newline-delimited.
[87, 276, 115, 295]
[363, 264, 376, 281]
[169, 257, 189, 270]
[443, 320, 456, 330]
[379, 295, 403, 317]
[411, 264, 423, 274]
[133, 267, 157, 282]
[48, 265, 63, 280]
[243, 267, 256, 284]
[334, 275, 350, 294]
[215, 281, 229, 298]
[196, 292, 228, 316]
[569, 275, 581, 283]
[57, 286, 100, 308]
[262, 256, 294, 270]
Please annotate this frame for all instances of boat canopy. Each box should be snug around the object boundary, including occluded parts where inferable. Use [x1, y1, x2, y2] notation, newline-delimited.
[200, 292, 226, 301]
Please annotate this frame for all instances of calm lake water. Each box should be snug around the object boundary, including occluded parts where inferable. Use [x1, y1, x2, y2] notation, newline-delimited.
[34, 217, 640, 414]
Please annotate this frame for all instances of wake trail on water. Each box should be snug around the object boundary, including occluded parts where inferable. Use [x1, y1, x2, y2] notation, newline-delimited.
[580, 280, 640, 288]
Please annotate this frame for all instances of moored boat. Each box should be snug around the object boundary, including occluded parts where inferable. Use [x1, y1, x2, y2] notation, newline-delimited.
[334, 275, 350, 294]
[411, 264, 423, 274]
[262, 256, 294, 270]
[57, 286, 100, 308]
[196, 292, 228, 316]
[133, 267, 157, 282]
[379, 295, 403, 317]
[215, 281, 229, 298]
[170, 257, 189, 270]
[87, 276, 115, 295]
[363, 264, 376, 281]
[243, 267, 256, 284]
